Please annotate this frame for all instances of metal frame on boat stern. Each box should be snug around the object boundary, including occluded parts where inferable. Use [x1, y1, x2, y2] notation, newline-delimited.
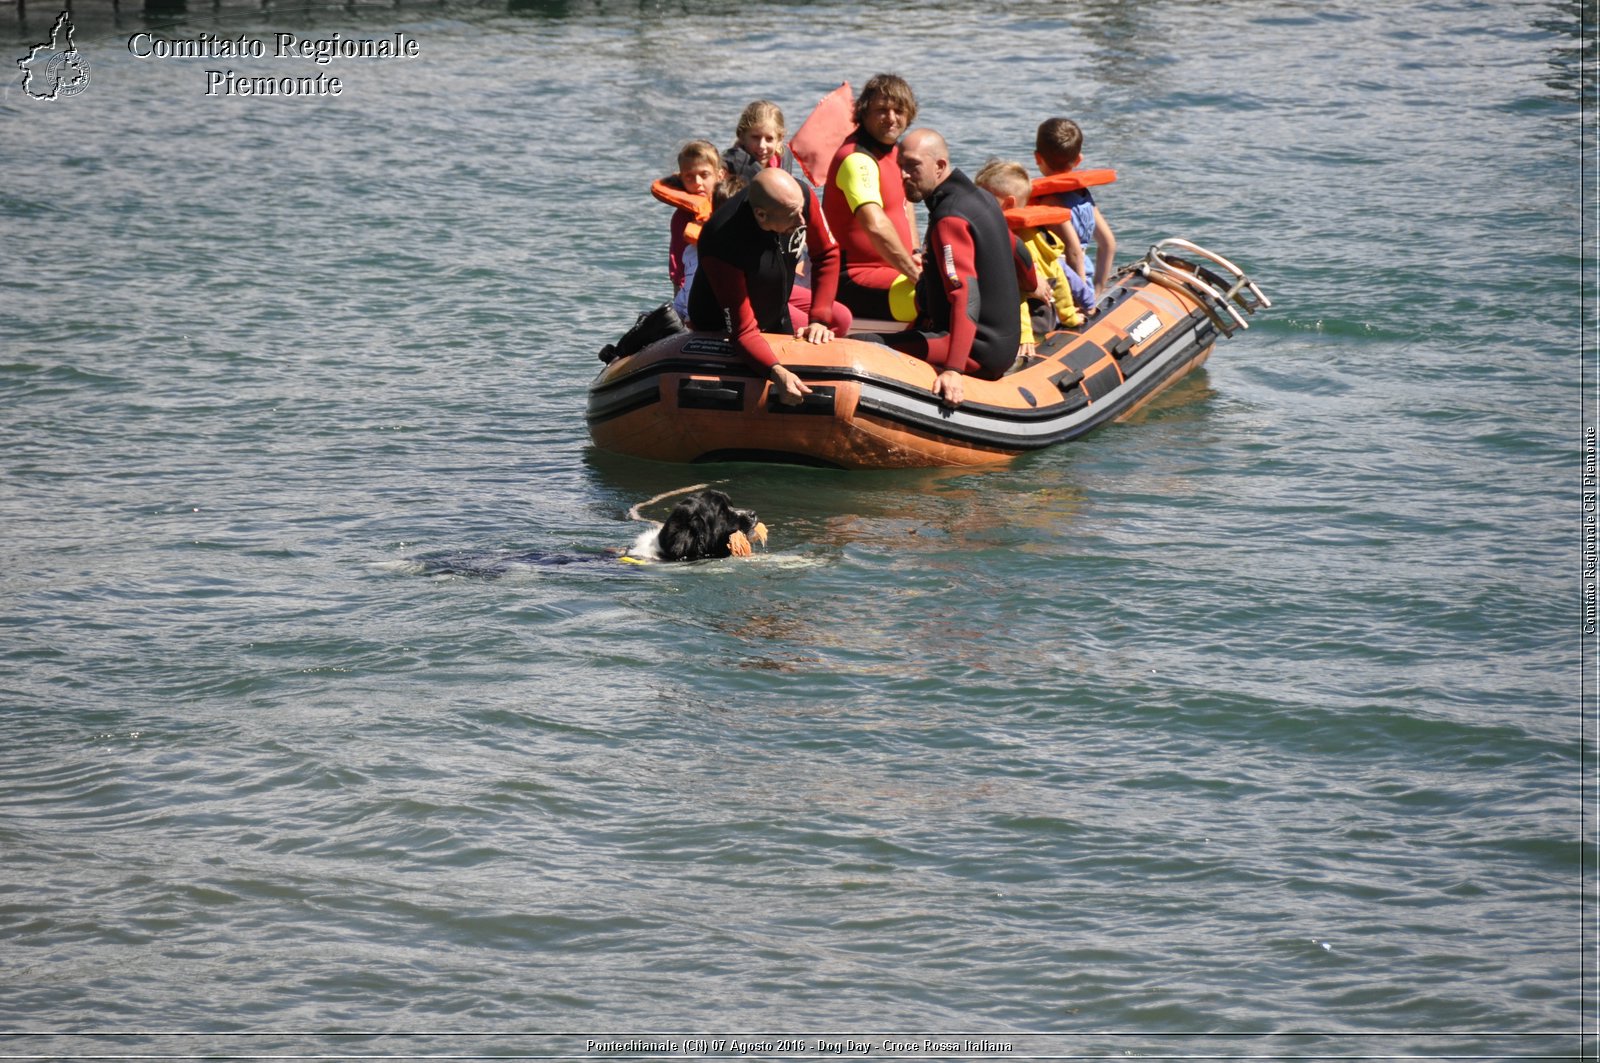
[1135, 238, 1271, 338]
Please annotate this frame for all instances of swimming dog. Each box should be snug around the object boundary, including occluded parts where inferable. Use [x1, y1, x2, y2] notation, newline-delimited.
[394, 485, 767, 577]
[623, 485, 768, 563]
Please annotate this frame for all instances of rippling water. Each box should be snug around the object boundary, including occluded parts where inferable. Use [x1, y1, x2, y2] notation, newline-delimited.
[1, 0, 1587, 1057]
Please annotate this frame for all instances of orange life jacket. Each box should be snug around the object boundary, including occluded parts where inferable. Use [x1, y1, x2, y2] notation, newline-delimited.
[1029, 168, 1117, 199]
[651, 177, 713, 244]
[1003, 204, 1073, 233]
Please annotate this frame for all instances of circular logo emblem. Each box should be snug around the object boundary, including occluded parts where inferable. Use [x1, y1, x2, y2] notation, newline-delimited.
[46, 50, 91, 97]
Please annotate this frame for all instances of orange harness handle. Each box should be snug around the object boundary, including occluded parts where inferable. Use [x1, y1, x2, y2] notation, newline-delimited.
[1003, 204, 1073, 233]
[651, 177, 713, 220]
[651, 177, 713, 243]
[1030, 167, 1117, 198]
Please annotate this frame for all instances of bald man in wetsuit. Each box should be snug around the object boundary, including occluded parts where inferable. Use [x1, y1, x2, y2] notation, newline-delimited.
[887, 129, 1039, 407]
[687, 168, 844, 405]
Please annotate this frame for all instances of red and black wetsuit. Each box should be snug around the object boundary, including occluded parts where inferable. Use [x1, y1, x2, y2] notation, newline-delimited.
[686, 183, 841, 371]
[886, 169, 1037, 380]
[822, 130, 915, 293]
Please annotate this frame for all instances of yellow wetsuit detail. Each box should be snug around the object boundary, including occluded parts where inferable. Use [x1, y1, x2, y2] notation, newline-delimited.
[835, 152, 884, 213]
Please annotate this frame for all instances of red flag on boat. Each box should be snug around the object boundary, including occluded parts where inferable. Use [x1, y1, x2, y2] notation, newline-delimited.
[789, 82, 855, 185]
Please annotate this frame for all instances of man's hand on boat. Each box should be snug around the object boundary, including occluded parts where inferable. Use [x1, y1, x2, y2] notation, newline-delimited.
[769, 363, 814, 406]
[796, 322, 835, 344]
[933, 369, 965, 407]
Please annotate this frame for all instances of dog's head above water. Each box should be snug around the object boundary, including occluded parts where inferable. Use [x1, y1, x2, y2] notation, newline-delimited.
[653, 489, 766, 562]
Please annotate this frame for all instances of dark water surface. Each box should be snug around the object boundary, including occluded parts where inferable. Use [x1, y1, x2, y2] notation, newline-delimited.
[1, 0, 1588, 1058]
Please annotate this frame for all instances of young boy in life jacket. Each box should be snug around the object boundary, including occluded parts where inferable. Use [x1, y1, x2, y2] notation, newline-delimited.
[1033, 117, 1118, 297]
[651, 140, 725, 318]
[974, 159, 1094, 358]
[722, 100, 794, 183]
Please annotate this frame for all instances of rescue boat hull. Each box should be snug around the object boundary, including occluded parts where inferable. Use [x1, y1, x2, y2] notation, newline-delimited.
[586, 240, 1267, 470]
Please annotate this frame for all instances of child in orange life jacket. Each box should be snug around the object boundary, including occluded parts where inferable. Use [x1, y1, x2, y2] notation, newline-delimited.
[653, 140, 724, 318]
[672, 174, 746, 319]
[974, 160, 1093, 358]
[722, 100, 794, 183]
[1033, 117, 1118, 297]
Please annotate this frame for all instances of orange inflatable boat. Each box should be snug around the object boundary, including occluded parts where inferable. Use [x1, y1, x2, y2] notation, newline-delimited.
[587, 239, 1269, 469]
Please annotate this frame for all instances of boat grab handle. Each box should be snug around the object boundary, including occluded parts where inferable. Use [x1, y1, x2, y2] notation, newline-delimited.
[1159, 238, 1271, 311]
[1147, 238, 1272, 322]
[1137, 259, 1249, 335]
[1139, 236, 1273, 334]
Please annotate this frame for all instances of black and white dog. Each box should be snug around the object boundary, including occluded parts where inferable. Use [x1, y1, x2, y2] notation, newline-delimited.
[626, 486, 766, 562]
[396, 487, 765, 577]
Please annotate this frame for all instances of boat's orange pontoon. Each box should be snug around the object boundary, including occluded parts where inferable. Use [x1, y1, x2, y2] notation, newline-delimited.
[587, 239, 1269, 469]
